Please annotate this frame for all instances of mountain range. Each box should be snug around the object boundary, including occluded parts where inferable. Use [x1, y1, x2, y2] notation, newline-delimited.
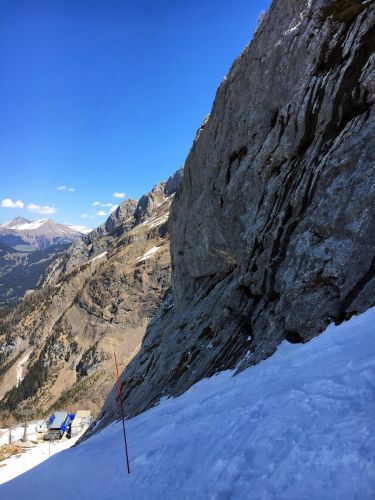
[0, 218, 90, 305]
[0, 217, 90, 250]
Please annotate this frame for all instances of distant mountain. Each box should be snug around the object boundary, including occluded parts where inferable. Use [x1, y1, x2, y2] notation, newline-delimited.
[0, 216, 31, 229]
[0, 218, 91, 305]
[0, 218, 90, 250]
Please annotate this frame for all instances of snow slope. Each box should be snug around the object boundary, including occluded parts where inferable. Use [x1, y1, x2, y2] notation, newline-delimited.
[0, 436, 81, 485]
[1, 308, 374, 499]
[0, 217, 31, 230]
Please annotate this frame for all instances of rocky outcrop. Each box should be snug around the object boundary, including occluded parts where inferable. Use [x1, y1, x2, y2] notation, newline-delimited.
[0, 171, 182, 415]
[93, 0, 375, 432]
[134, 168, 183, 224]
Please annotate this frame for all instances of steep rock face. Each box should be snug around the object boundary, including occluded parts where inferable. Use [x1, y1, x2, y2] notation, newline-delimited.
[93, 0, 375, 431]
[0, 171, 182, 415]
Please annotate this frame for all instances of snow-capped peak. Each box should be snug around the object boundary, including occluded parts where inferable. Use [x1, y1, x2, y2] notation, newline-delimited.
[67, 225, 92, 235]
[0, 216, 31, 229]
[15, 218, 49, 230]
[0, 217, 90, 236]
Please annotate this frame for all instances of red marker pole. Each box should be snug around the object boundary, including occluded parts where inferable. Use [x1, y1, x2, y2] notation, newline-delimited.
[114, 352, 131, 474]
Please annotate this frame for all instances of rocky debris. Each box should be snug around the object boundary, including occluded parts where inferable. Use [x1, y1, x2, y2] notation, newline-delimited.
[91, 0, 375, 433]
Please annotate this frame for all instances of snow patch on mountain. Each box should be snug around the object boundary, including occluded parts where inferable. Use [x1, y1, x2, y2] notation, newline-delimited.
[1, 307, 374, 499]
[87, 251, 108, 264]
[0, 217, 31, 229]
[137, 246, 160, 262]
[15, 219, 49, 230]
[67, 225, 92, 235]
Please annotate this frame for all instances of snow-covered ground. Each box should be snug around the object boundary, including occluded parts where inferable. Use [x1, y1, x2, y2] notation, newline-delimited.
[0, 423, 38, 447]
[0, 427, 24, 447]
[7, 219, 49, 231]
[1, 308, 374, 499]
[0, 436, 81, 485]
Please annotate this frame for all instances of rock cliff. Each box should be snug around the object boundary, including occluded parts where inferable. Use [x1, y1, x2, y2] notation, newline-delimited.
[92, 0, 375, 432]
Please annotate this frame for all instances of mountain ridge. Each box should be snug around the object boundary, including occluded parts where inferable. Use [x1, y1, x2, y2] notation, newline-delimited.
[0, 218, 90, 249]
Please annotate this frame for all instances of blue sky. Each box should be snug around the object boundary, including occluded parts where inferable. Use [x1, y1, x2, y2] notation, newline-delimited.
[0, 0, 270, 228]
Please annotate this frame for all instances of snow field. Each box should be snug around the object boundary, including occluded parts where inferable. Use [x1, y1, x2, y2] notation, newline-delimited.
[0, 436, 81, 486]
[1, 308, 374, 499]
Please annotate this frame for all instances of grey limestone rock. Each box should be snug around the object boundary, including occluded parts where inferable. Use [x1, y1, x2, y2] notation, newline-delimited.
[88, 0, 375, 435]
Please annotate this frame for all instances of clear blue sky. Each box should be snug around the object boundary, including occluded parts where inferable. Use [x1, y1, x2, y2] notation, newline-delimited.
[0, 0, 270, 228]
